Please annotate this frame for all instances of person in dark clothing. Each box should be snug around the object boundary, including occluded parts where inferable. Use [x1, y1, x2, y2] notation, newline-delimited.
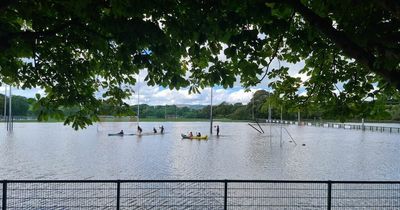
[216, 125, 220, 136]
[118, 130, 124, 135]
[153, 127, 157, 133]
[160, 125, 164, 134]
[137, 126, 142, 134]
[197, 132, 201, 137]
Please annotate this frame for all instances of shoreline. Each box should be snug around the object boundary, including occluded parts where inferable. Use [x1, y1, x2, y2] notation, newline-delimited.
[0, 118, 251, 123]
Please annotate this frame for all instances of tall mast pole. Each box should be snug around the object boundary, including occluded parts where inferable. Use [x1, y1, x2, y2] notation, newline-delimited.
[137, 75, 140, 126]
[8, 85, 12, 131]
[252, 98, 254, 120]
[210, 87, 213, 134]
[298, 109, 301, 125]
[268, 92, 271, 123]
[3, 85, 7, 122]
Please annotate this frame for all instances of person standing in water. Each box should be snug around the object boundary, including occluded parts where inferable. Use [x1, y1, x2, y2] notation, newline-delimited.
[137, 126, 142, 134]
[216, 125, 220, 136]
[160, 125, 164, 134]
[153, 127, 157, 133]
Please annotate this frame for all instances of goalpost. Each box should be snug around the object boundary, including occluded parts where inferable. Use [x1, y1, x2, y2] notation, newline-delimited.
[96, 116, 138, 132]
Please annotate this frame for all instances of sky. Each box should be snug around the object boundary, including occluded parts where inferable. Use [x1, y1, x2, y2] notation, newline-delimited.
[0, 77, 260, 106]
[0, 61, 306, 106]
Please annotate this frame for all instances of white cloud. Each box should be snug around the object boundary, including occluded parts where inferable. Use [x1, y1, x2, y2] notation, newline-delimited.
[0, 85, 44, 98]
[225, 89, 256, 104]
[124, 85, 259, 106]
[1, 61, 305, 105]
[120, 69, 258, 105]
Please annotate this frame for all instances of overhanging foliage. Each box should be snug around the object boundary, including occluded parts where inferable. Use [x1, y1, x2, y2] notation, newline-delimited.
[0, 0, 399, 128]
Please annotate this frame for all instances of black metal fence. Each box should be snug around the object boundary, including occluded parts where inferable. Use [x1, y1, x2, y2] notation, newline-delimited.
[1, 180, 400, 209]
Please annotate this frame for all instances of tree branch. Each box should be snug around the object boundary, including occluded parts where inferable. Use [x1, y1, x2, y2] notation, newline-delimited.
[1, 19, 109, 52]
[282, 0, 400, 90]
[259, 12, 295, 83]
[0, 20, 75, 53]
[0, 0, 14, 12]
[15, 21, 75, 40]
[376, 0, 400, 20]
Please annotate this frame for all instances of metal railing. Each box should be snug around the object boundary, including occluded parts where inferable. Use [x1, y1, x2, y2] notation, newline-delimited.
[265, 120, 400, 134]
[1, 180, 400, 209]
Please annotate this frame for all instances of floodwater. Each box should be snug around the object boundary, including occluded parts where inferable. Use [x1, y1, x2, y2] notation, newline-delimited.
[0, 122, 399, 181]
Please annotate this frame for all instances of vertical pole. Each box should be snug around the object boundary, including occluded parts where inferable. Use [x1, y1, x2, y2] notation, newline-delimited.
[210, 87, 213, 134]
[252, 99, 254, 120]
[280, 126, 282, 147]
[327, 181, 332, 210]
[297, 109, 300, 125]
[137, 78, 140, 126]
[3, 85, 6, 123]
[116, 181, 120, 210]
[223, 180, 227, 210]
[8, 86, 12, 131]
[10, 85, 12, 131]
[268, 101, 271, 123]
[280, 106, 282, 147]
[2, 181, 7, 210]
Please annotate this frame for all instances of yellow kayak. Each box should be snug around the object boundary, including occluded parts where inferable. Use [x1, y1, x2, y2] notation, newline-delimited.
[181, 134, 208, 140]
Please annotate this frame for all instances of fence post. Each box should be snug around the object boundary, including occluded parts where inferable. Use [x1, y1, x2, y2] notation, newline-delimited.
[2, 181, 6, 210]
[116, 180, 120, 210]
[224, 180, 228, 210]
[327, 181, 332, 210]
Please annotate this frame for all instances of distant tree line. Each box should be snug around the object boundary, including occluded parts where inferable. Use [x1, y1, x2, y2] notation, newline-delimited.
[97, 102, 248, 120]
[1, 91, 400, 122]
[0, 94, 35, 117]
[253, 90, 400, 122]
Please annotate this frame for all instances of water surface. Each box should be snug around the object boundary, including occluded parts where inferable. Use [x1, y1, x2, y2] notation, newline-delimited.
[0, 122, 399, 180]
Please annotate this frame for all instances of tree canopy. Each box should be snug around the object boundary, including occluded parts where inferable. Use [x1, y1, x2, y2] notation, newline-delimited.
[0, 0, 399, 128]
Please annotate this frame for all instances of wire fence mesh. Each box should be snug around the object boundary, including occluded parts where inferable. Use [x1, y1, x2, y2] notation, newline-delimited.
[5, 182, 116, 209]
[1, 180, 400, 209]
[267, 120, 400, 133]
[120, 181, 224, 209]
[332, 183, 400, 209]
[1, 182, 3, 210]
[227, 182, 327, 209]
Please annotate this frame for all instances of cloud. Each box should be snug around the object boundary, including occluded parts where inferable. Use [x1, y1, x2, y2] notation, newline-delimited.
[1, 61, 305, 105]
[212, 88, 257, 105]
[120, 69, 259, 105]
[124, 86, 257, 105]
[0, 85, 44, 98]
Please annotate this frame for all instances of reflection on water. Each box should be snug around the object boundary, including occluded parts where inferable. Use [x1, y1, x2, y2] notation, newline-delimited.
[0, 122, 399, 180]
